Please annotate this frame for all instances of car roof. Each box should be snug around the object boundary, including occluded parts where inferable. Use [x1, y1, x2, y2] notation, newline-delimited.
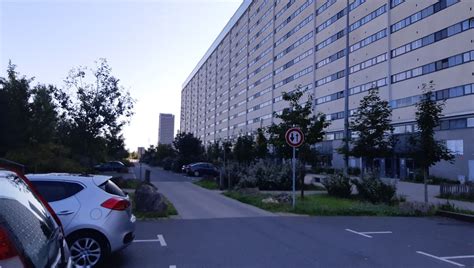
[26, 173, 112, 186]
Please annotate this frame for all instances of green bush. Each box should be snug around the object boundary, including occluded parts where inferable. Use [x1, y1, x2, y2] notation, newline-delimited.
[322, 173, 352, 198]
[348, 167, 361, 176]
[237, 159, 292, 190]
[162, 157, 173, 171]
[352, 174, 396, 204]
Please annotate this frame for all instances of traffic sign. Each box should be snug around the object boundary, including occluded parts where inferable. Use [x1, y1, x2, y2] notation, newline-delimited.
[285, 128, 304, 147]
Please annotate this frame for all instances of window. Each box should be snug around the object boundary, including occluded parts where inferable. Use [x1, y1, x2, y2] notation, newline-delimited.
[446, 140, 463, 155]
[275, 14, 313, 47]
[32, 181, 84, 202]
[275, 31, 313, 61]
[350, 5, 386, 32]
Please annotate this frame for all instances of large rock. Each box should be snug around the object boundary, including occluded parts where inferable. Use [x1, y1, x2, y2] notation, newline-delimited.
[275, 193, 291, 204]
[134, 184, 168, 213]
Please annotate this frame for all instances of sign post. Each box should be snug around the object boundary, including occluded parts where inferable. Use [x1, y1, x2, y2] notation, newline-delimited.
[285, 128, 304, 209]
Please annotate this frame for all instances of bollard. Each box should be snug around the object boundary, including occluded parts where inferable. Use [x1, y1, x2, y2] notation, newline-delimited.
[145, 169, 151, 184]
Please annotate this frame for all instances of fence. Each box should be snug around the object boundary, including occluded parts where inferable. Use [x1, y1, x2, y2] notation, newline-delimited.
[440, 183, 474, 197]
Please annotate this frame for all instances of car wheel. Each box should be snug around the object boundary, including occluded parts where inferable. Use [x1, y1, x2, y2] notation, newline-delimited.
[194, 171, 200, 177]
[68, 232, 108, 267]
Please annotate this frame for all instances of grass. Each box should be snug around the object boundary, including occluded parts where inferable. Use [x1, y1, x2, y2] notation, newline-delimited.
[193, 179, 219, 190]
[223, 191, 429, 216]
[128, 192, 178, 219]
[438, 203, 474, 215]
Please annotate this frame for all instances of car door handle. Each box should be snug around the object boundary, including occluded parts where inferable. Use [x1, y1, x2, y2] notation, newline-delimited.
[57, 210, 75, 216]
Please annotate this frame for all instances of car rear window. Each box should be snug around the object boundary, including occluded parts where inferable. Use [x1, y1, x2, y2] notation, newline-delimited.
[31, 181, 84, 202]
[99, 180, 126, 197]
[0, 173, 61, 267]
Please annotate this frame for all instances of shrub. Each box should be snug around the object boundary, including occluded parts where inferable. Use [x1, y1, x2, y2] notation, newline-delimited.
[237, 159, 292, 190]
[162, 157, 173, 171]
[347, 167, 361, 176]
[352, 174, 396, 204]
[322, 173, 352, 198]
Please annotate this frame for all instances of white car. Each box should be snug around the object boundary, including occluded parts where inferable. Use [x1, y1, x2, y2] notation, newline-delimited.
[27, 173, 136, 267]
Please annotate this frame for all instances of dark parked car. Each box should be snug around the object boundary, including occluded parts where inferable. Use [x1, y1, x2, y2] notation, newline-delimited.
[94, 161, 127, 173]
[0, 167, 71, 268]
[187, 162, 219, 177]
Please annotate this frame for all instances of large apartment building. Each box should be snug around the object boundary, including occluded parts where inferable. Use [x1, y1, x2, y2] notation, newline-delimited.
[181, 0, 474, 180]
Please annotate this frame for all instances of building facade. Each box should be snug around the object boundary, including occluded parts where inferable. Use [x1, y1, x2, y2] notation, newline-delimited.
[181, 0, 474, 180]
[158, 113, 175, 145]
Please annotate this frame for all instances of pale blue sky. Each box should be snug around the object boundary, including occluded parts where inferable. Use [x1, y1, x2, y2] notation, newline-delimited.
[0, 0, 242, 150]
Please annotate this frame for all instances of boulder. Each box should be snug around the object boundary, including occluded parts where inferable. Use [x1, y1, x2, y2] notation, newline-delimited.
[134, 184, 167, 213]
[275, 193, 291, 204]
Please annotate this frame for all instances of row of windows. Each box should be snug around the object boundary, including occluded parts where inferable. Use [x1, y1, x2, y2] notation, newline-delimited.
[392, 18, 474, 58]
[249, 73, 272, 90]
[249, 33, 272, 55]
[315, 69, 344, 87]
[275, 14, 313, 48]
[390, 83, 474, 109]
[249, 0, 269, 21]
[275, 0, 296, 20]
[349, 4, 386, 32]
[316, 29, 344, 51]
[249, 19, 273, 44]
[349, 53, 387, 74]
[350, 29, 386, 53]
[391, 0, 459, 33]
[316, 90, 344, 105]
[274, 66, 313, 88]
[248, 86, 272, 102]
[390, 0, 405, 9]
[248, 113, 273, 124]
[316, 49, 344, 69]
[249, 5, 273, 34]
[316, 0, 336, 16]
[275, 31, 313, 61]
[316, 7, 346, 34]
[248, 59, 273, 79]
[274, 48, 313, 75]
[248, 46, 272, 68]
[350, 78, 387, 95]
[275, 0, 313, 33]
[392, 50, 474, 83]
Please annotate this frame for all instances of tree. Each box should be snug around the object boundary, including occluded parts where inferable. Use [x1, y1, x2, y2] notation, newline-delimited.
[268, 85, 329, 198]
[343, 87, 394, 175]
[410, 81, 454, 203]
[255, 128, 268, 159]
[155, 144, 175, 163]
[173, 132, 204, 163]
[29, 85, 59, 144]
[233, 135, 255, 165]
[205, 141, 221, 163]
[0, 61, 32, 155]
[58, 58, 134, 164]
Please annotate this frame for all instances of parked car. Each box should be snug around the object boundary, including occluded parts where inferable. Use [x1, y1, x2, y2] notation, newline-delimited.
[0, 168, 71, 268]
[187, 162, 219, 177]
[94, 161, 127, 173]
[27, 173, 136, 267]
[181, 164, 190, 173]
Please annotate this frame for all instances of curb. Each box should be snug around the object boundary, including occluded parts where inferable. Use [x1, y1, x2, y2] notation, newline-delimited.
[436, 210, 474, 223]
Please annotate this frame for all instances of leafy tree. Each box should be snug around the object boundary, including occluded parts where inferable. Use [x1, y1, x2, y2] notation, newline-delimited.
[268, 85, 329, 198]
[29, 85, 59, 144]
[410, 81, 454, 202]
[58, 58, 134, 164]
[155, 143, 175, 163]
[233, 135, 255, 165]
[173, 132, 204, 163]
[254, 128, 268, 159]
[0, 61, 32, 155]
[205, 141, 221, 163]
[343, 87, 394, 175]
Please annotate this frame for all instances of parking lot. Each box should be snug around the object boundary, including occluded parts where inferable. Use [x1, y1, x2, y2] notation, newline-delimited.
[103, 216, 474, 268]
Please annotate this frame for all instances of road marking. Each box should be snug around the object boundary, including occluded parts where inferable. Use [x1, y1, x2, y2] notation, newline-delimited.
[157, 234, 167, 246]
[444, 255, 474, 260]
[133, 234, 167, 247]
[345, 229, 373, 238]
[362, 231, 393, 234]
[169, 266, 177, 268]
[416, 251, 465, 267]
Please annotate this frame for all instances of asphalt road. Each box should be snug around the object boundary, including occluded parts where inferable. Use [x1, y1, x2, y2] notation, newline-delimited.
[104, 216, 474, 268]
[113, 164, 474, 267]
[134, 164, 274, 219]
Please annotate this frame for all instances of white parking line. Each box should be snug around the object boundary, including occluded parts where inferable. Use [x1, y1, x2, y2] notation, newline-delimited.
[169, 266, 177, 268]
[416, 251, 466, 267]
[345, 229, 392, 238]
[133, 234, 167, 247]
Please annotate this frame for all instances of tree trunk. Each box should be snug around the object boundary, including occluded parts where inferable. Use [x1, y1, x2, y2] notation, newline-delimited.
[423, 167, 429, 203]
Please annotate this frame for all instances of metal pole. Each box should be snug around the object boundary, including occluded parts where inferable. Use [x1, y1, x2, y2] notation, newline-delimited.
[343, 0, 351, 176]
[139, 162, 142, 180]
[292, 147, 296, 209]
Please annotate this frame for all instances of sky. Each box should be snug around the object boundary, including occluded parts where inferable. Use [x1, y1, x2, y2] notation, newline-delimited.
[0, 0, 242, 151]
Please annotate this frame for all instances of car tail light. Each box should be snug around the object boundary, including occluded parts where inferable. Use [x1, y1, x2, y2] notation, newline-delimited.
[101, 197, 130, 211]
[0, 227, 18, 260]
